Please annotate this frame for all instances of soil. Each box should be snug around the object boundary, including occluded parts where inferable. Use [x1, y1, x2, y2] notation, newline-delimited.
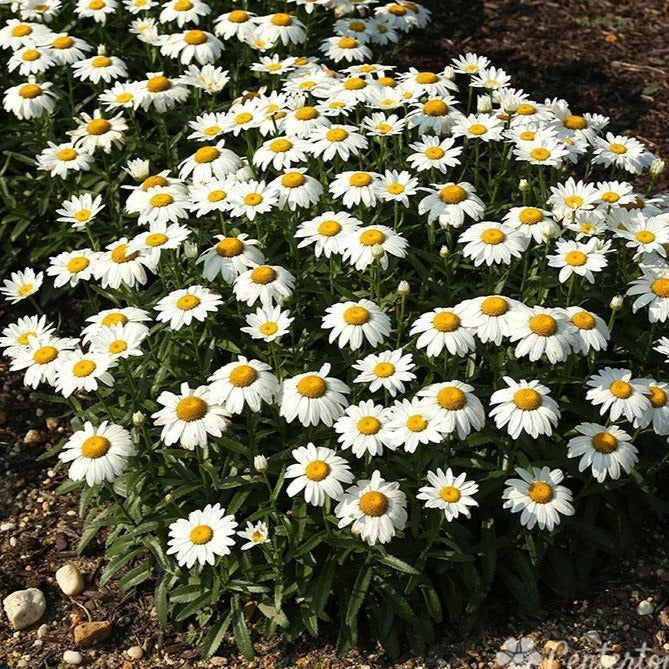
[3, 1, 669, 667]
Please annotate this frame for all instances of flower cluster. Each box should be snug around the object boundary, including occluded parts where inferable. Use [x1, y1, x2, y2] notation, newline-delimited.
[2, 0, 668, 657]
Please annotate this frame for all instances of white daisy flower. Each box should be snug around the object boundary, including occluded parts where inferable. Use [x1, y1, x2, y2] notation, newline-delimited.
[228, 180, 278, 221]
[208, 356, 279, 414]
[238, 521, 270, 550]
[459, 295, 523, 346]
[418, 182, 485, 229]
[154, 285, 222, 330]
[3, 78, 57, 120]
[233, 264, 295, 307]
[407, 135, 462, 173]
[253, 135, 310, 171]
[410, 305, 476, 357]
[152, 382, 229, 450]
[507, 306, 575, 363]
[285, 443, 353, 506]
[10, 335, 79, 388]
[295, 211, 360, 258]
[567, 423, 638, 482]
[502, 206, 559, 243]
[547, 238, 610, 284]
[329, 170, 380, 209]
[94, 239, 158, 289]
[240, 305, 294, 343]
[269, 169, 323, 211]
[334, 400, 395, 458]
[56, 193, 105, 229]
[502, 466, 574, 531]
[459, 221, 528, 267]
[1, 267, 43, 303]
[547, 177, 598, 221]
[592, 132, 650, 174]
[564, 306, 609, 353]
[0, 314, 55, 358]
[417, 468, 479, 521]
[586, 367, 651, 424]
[352, 348, 415, 397]
[167, 504, 237, 569]
[58, 421, 135, 486]
[47, 249, 97, 288]
[335, 470, 407, 545]
[489, 377, 560, 439]
[417, 380, 485, 439]
[322, 299, 391, 350]
[340, 224, 407, 271]
[279, 363, 349, 427]
[197, 234, 264, 283]
[634, 380, 669, 434]
[37, 143, 93, 179]
[627, 270, 669, 323]
[89, 322, 148, 359]
[81, 307, 151, 342]
[386, 397, 446, 453]
[55, 350, 115, 398]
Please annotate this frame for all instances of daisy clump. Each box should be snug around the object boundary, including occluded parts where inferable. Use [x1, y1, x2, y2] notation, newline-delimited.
[2, 0, 669, 660]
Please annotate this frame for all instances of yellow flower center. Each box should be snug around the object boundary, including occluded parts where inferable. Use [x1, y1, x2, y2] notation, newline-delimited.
[149, 193, 173, 208]
[281, 172, 306, 188]
[18, 330, 37, 345]
[530, 147, 551, 161]
[175, 396, 208, 421]
[652, 278, 669, 297]
[423, 100, 448, 116]
[348, 20, 365, 32]
[513, 388, 542, 410]
[468, 123, 488, 136]
[343, 306, 370, 325]
[338, 37, 358, 49]
[416, 71, 438, 84]
[250, 266, 276, 284]
[636, 230, 656, 244]
[184, 29, 206, 45]
[349, 172, 372, 187]
[326, 128, 349, 142]
[305, 459, 330, 481]
[610, 143, 627, 154]
[359, 229, 385, 246]
[72, 359, 96, 377]
[439, 185, 467, 204]
[271, 12, 292, 26]
[564, 195, 584, 209]
[518, 207, 543, 225]
[81, 435, 111, 458]
[437, 386, 466, 411]
[565, 250, 587, 266]
[269, 138, 292, 153]
[174, 0, 192, 9]
[33, 346, 58, 364]
[528, 481, 553, 504]
[647, 385, 667, 408]
[18, 284, 33, 296]
[19, 83, 41, 98]
[387, 183, 405, 195]
[529, 314, 557, 336]
[432, 311, 460, 332]
[116, 92, 133, 103]
[357, 416, 381, 435]
[425, 146, 445, 159]
[88, 0, 105, 8]
[111, 244, 139, 264]
[145, 233, 168, 247]
[57, 148, 77, 161]
[373, 362, 395, 378]
[67, 256, 90, 272]
[189, 524, 213, 545]
[108, 340, 127, 354]
[22, 49, 40, 61]
[147, 76, 171, 92]
[601, 191, 620, 203]
[564, 115, 587, 130]
[102, 313, 127, 326]
[251, 531, 264, 542]
[244, 193, 263, 206]
[571, 311, 595, 330]
[194, 146, 220, 164]
[229, 364, 257, 387]
[11, 24, 32, 37]
[406, 414, 427, 432]
[343, 77, 365, 90]
[143, 175, 168, 190]
[297, 375, 327, 399]
[91, 55, 111, 68]
[259, 322, 278, 336]
[208, 190, 226, 202]
[317, 220, 341, 237]
[176, 295, 200, 311]
[295, 106, 318, 121]
[228, 9, 248, 22]
[87, 118, 111, 135]
[376, 123, 392, 134]
[439, 486, 461, 503]
[481, 228, 505, 245]
[359, 491, 388, 517]
[516, 103, 536, 115]
[235, 112, 253, 125]
[378, 76, 396, 87]
[609, 380, 632, 399]
[216, 237, 243, 257]
[481, 296, 508, 316]
[591, 432, 618, 454]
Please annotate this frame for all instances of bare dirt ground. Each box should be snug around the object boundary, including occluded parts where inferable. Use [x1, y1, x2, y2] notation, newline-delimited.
[3, 1, 669, 667]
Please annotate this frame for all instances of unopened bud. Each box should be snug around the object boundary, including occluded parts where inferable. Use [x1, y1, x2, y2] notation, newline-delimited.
[132, 411, 145, 426]
[97, 44, 107, 55]
[184, 241, 198, 259]
[439, 245, 449, 258]
[650, 158, 665, 178]
[442, 66, 455, 81]
[125, 158, 150, 181]
[254, 455, 268, 473]
[164, 492, 173, 503]
[519, 178, 530, 193]
[397, 280, 410, 296]
[476, 95, 492, 113]
[371, 244, 385, 259]
[610, 295, 624, 311]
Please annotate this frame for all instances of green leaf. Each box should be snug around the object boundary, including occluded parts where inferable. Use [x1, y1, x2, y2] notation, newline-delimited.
[201, 610, 232, 659]
[378, 554, 420, 575]
[117, 561, 153, 592]
[345, 564, 372, 626]
[231, 597, 254, 660]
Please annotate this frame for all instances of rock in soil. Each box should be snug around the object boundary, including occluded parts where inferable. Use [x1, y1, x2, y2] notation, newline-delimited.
[74, 620, 112, 648]
[2, 588, 46, 630]
[56, 563, 85, 596]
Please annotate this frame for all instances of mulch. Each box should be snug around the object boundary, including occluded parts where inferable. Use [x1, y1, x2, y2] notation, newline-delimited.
[3, 2, 669, 666]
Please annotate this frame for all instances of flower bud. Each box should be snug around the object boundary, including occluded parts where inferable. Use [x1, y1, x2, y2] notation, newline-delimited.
[164, 492, 174, 503]
[519, 178, 530, 193]
[477, 95, 492, 113]
[184, 241, 198, 259]
[97, 44, 107, 55]
[610, 295, 624, 311]
[132, 411, 145, 426]
[442, 66, 455, 81]
[124, 158, 150, 182]
[650, 158, 665, 178]
[439, 245, 449, 258]
[371, 244, 385, 259]
[254, 455, 268, 473]
[397, 280, 410, 296]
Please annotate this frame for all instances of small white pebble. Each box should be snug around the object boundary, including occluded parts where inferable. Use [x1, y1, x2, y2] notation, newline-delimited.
[0, 522, 15, 532]
[601, 655, 618, 668]
[127, 646, 144, 660]
[637, 600, 654, 616]
[9, 537, 17, 547]
[37, 624, 49, 639]
[63, 650, 83, 665]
